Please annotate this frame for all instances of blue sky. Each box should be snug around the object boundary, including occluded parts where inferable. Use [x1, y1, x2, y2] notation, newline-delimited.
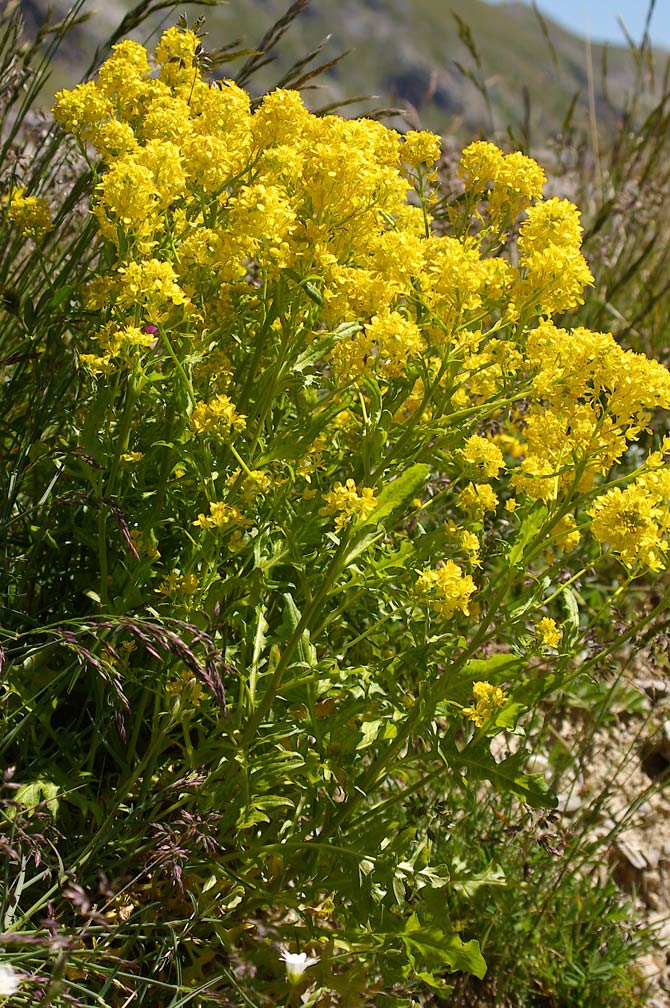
[488, 1, 670, 48]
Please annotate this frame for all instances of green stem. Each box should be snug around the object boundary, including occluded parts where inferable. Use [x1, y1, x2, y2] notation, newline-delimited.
[160, 326, 195, 408]
[97, 373, 140, 604]
[241, 529, 355, 743]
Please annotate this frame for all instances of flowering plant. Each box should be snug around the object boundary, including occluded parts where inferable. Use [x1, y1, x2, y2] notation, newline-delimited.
[2, 16, 669, 1006]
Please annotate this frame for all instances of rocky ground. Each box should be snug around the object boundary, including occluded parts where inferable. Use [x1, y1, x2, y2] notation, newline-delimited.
[488, 634, 670, 1006]
[552, 652, 670, 1006]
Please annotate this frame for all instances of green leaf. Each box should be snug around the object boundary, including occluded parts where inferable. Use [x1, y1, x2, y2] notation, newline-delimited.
[451, 862, 506, 898]
[236, 796, 294, 830]
[509, 503, 548, 566]
[562, 585, 580, 633]
[369, 464, 431, 525]
[461, 653, 523, 683]
[48, 285, 75, 309]
[402, 913, 486, 978]
[340, 464, 430, 568]
[415, 971, 454, 992]
[454, 744, 557, 809]
[293, 321, 360, 373]
[13, 778, 59, 817]
[282, 593, 316, 667]
[357, 719, 384, 750]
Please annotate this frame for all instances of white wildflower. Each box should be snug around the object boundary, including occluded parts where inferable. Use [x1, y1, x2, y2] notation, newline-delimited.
[279, 949, 319, 984]
[0, 963, 20, 997]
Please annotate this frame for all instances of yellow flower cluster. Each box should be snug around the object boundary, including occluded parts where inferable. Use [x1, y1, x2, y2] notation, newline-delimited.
[536, 617, 561, 649]
[50, 28, 594, 376]
[190, 395, 246, 439]
[194, 501, 250, 531]
[226, 468, 274, 505]
[415, 561, 476, 620]
[512, 321, 670, 500]
[459, 140, 546, 221]
[3, 188, 51, 238]
[514, 198, 594, 314]
[156, 571, 200, 597]
[320, 480, 377, 529]
[588, 469, 670, 571]
[51, 28, 670, 581]
[457, 482, 499, 517]
[462, 681, 507, 727]
[329, 312, 425, 379]
[461, 435, 505, 479]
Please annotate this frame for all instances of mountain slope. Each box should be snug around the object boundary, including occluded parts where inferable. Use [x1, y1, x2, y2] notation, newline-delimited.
[22, 0, 667, 140]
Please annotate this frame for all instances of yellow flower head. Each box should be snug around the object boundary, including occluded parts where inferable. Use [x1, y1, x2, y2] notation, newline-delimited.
[536, 617, 561, 649]
[52, 80, 113, 140]
[588, 477, 668, 571]
[415, 560, 476, 620]
[4, 188, 51, 238]
[459, 141, 505, 194]
[156, 27, 201, 85]
[190, 395, 246, 439]
[401, 130, 442, 168]
[194, 501, 250, 531]
[457, 482, 499, 516]
[320, 480, 377, 529]
[463, 681, 507, 727]
[462, 435, 505, 479]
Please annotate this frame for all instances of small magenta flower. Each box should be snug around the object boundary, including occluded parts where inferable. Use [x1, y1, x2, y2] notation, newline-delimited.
[279, 949, 319, 984]
[0, 963, 20, 997]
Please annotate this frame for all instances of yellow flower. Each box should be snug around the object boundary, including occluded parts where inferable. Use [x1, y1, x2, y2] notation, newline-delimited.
[92, 119, 139, 160]
[135, 140, 187, 208]
[78, 353, 114, 375]
[94, 159, 158, 238]
[519, 197, 584, 251]
[588, 477, 669, 571]
[156, 571, 183, 596]
[320, 480, 377, 528]
[96, 39, 152, 119]
[459, 140, 505, 194]
[401, 130, 442, 167]
[462, 435, 505, 479]
[3, 188, 51, 238]
[190, 395, 246, 439]
[459, 529, 481, 567]
[463, 681, 507, 727]
[416, 561, 476, 620]
[536, 617, 561, 649]
[489, 150, 546, 220]
[194, 502, 250, 531]
[226, 468, 274, 504]
[457, 482, 499, 516]
[156, 571, 200, 596]
[116, 259, 190, 318]
[515, 200, 594, 313]
[155, 26, 201, 86]
[549, 514, 580, 553]
[52, 80, 113, 140]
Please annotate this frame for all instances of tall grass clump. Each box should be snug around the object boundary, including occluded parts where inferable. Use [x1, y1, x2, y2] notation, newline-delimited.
[567, 51, 670, 360]
[2, 7, 670, 1006]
